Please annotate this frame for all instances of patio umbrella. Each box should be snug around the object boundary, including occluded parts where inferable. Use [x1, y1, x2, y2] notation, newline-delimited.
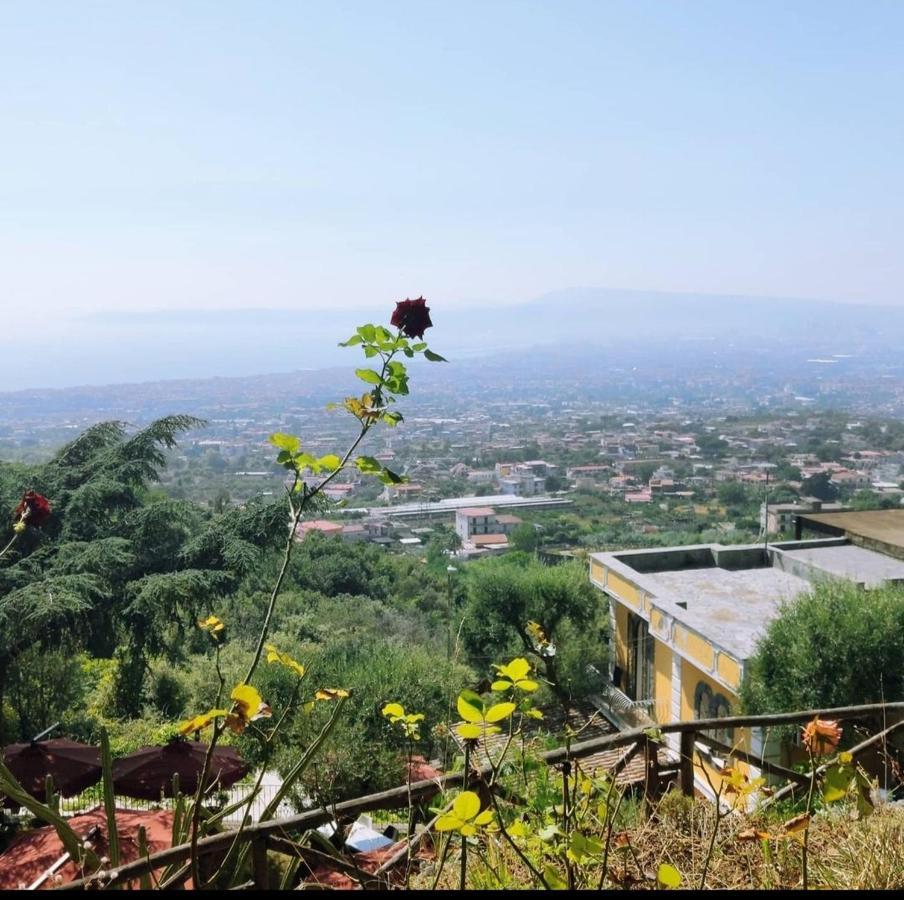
[1, 739, 102, 803]
[0, 808, 180, 890]
[112, 741, 248, 800]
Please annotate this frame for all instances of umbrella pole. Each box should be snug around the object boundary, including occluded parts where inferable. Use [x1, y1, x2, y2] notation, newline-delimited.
[27, 850, 71, 890]
[30, 722, 61, 744]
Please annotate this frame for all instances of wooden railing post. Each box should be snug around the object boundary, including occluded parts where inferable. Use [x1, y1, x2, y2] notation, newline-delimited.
[252, 836, 270, 890]
[680, 730, 696, 797]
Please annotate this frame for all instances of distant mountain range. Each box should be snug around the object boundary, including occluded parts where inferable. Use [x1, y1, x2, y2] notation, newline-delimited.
[2, 288, 902, 392]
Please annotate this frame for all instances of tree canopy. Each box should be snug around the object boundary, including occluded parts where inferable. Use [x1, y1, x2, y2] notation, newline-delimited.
[741, 579, 904, 714]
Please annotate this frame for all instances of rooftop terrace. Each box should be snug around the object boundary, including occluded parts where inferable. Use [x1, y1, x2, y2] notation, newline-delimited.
[592, 537, 904, 662]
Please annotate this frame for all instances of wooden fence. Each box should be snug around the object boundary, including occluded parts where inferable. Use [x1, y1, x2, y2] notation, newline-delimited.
[57, 701, 904, 891]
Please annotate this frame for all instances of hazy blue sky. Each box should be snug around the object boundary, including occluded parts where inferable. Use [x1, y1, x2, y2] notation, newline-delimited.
[2, 0, 903, 343]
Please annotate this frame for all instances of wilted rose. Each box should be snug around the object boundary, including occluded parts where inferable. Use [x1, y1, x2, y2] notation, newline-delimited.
[802, 717, 842, 755]
[13, 491, 52, 528]
[390, 296, 432, 339]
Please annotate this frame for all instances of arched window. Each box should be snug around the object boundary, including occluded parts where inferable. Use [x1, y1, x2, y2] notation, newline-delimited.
[694, 680, 734, 745]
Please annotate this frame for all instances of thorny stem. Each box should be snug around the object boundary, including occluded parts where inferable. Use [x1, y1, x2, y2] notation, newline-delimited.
[802, 746, 816, 890]
[562, 760, 575, 890]
[431, 833, 454, 890]
[404, 735, 415, 889]
[460, 741, 470, 891]
[0, 532, 20, 562]
[698, 777, 725, 889]
[188, 337, 406, 887]
[597, 782, 624, 890]
[485, 788, 550, 889]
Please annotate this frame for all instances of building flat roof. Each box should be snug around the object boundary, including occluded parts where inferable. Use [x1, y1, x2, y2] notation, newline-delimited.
[592, 536, 904, 662]
[800, 509, 904, 550]
[647, 565, 809, 659]
[780, 543, 904, 587]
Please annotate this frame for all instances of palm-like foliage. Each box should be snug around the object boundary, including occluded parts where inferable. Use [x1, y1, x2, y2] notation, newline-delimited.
[0, 416, 286, 737]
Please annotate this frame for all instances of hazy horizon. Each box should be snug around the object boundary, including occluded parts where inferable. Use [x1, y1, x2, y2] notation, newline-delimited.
[3, 286, 904, 393]
[2, 1, 903, 359]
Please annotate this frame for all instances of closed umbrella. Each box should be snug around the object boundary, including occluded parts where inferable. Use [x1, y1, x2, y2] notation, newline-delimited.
[112, 741, 248, 800]
[1, 738, 101, 803]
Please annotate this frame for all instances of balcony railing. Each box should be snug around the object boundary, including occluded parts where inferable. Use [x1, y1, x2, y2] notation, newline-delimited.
[598, 683, 655, 729]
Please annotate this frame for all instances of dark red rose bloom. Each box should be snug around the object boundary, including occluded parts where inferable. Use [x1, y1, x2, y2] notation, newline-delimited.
[14, 491, 52, 528]
[390, 296, 433, 339]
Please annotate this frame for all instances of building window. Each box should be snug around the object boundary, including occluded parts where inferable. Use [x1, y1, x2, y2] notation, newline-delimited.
[626, 612, 654, 702]
[693, 681, 734, 744]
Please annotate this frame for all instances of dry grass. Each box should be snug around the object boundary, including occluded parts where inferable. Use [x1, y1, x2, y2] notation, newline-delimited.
[418, 792, 904, 890]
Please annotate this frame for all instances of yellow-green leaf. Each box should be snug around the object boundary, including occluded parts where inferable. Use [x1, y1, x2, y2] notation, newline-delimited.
[315, 688, 350, 701]
[269, 433, 300, 453]
[485, 702, 516, 723]
[178, 709, 227, 735]
[434, 814, 462, 832]
[517, 679, 539, 692]
[501, 658, 531, 681]
[491, 680, 513, 692]
[657, 863, 682, 889]
[457, 694, 484, 723]
[318, 454, 342, 472]
[456, 723, 483, 740]
[452, 790, 481, 821]
[231, 684, 263, 719]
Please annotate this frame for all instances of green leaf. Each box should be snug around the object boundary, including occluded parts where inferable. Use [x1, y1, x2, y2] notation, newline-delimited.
[382, 411, 404, 427]
[355, 368, 383, 385]
[411, 342, 428, 351]
[339, 334, 363, 347]
[657, 863, 682, 889]
[424, 348, 447, 362]
[823, 764, 854, 803]
[295, 452, 318, 472]
[374, 325, 392, 343]
[378, 467, 406, 485]
[357, 324, 376, 342]
[364, 346, 380, 358]
[355, 456, 382, 475]
[269, 432, 300, 454]
[543, 865, 567, 889]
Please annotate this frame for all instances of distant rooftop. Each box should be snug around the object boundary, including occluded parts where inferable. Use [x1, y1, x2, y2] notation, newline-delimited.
[340, 494, 573, 519]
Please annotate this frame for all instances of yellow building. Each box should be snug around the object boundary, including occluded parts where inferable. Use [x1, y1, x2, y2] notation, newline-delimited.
[589, 536, 904, 790]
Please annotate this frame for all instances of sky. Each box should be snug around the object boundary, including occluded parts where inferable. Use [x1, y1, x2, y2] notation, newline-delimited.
[1, 0, 903, 353]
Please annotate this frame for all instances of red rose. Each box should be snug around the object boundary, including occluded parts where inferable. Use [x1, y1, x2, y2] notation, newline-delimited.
[14, 491, 52, 528]
[390, 296, 433, 339]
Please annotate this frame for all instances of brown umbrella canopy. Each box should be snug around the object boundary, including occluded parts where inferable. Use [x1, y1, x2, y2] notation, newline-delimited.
[0, 808, 180, 890]
[112, 741, 248, 800]
[1, 739, 102, 802]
